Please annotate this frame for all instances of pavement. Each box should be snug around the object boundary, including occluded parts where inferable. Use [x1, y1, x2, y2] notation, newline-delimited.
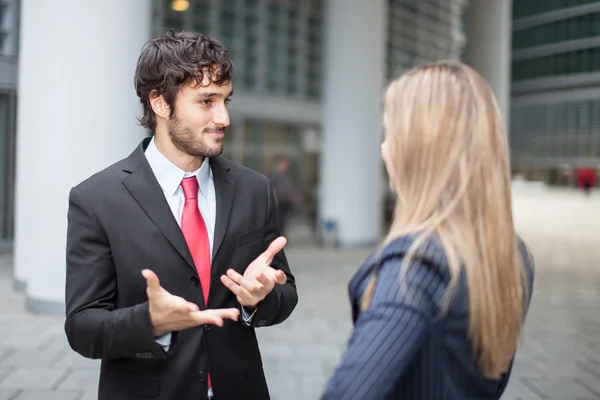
[0, 187, 600, 399]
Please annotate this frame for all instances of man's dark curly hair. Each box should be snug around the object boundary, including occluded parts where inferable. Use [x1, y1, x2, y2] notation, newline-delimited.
[134, 29, 233, 131]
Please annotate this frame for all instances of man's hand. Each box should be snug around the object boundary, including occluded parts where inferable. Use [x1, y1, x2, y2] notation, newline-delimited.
[220, 236, 288, 310]
[142, 269, 240, 337]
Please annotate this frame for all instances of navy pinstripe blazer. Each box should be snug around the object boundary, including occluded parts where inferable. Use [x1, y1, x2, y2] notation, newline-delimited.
[321, 235, 534, 400]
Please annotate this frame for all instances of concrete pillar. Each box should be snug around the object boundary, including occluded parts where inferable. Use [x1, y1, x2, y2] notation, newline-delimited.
[13, 0, 151, 313]
[319, 0, 387, 247]
[464, 0, 512, 131]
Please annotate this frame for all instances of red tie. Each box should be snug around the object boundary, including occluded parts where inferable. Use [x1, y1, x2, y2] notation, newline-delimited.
[180, 177, 211, 302]
[180, 177, 212, 389]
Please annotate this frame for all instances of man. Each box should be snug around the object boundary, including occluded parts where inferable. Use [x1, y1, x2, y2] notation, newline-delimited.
[266, 156, 300, 237]
[65, 30, 298, 400]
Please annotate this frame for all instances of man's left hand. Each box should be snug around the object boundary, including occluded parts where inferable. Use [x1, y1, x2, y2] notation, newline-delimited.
[220, 236, 288, 309]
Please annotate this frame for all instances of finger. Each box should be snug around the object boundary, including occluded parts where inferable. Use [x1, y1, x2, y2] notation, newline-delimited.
[274, 269, 287, 285]
[221, 275, 256, 305]
[190, 308, 241, 327]
[206, 308, 240, 322]
[190, 311, 224, 327]
[220, 275, 243, 296]
[227, 269, 263, 293]
[142, 269, 161, 293]
[256, 272, 269, 285]
[261, 236, 287, 264]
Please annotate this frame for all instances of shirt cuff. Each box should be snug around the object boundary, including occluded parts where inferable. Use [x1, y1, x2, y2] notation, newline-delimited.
[241, 305, 257, 326]
[155, 332, 172, 352]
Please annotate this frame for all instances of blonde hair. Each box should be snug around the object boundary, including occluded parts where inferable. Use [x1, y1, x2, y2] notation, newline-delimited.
[363, 61, 528, 379]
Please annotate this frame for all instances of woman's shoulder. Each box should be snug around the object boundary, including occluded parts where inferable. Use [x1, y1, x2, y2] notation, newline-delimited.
[372, 235, 451, 292]
[377, 234, 450, 274]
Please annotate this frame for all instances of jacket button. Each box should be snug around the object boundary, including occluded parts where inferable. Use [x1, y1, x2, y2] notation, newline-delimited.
[197, 371, 206, 382]
[204, 325, 210, 332]
[190, 276, 199, 285]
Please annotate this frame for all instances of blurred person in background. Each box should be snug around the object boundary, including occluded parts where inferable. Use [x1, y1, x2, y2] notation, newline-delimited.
[64, 30, 297, 400]
[321, 61, 535, 400]
[267, 155, 301, 237]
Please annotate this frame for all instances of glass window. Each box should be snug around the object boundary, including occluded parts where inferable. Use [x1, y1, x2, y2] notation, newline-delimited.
[578, 101, 590, 156]
[387, 0, 466, 79]
[592, 100, 600, 156]
[568, 16, 580, 40]
[306, 14, 322, 99]
[593, 12, 600, 36]
[513, 11, 600, 50]
[554, 102, 567, 158]
[565, 102, 578, 156]
[513, 46, 600, 82]
[567, 50, 580, 73]
[593, 47, 600, 70]
[513, 0, 582, 19]
[192, 0, 210, 33]
[0, 93, 14, 241]
[580, 48, 592, 72]
[266, 3, 282, 94]
[163, 0, 186, 30]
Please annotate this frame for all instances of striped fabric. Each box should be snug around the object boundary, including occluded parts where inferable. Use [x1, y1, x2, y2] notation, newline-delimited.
[321, 235, 535, 400]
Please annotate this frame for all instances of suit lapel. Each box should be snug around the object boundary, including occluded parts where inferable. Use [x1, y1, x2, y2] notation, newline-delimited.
[121, 138, 196, 272]
[210, 157, 236, 265]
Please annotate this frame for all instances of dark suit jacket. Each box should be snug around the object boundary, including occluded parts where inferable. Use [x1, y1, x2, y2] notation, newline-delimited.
[65, 137, 298, 400]
[321, 235, 534, 400]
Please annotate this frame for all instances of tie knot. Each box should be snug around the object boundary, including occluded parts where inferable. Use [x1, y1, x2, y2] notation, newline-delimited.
[181, 177, 199, 200]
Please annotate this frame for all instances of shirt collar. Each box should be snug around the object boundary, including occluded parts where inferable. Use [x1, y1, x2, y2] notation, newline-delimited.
[144, 136, 212, 198]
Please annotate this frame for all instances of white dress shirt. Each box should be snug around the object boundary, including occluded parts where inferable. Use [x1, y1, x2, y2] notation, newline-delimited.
[145, 136, 216, 256]
[144, 137, 254, 354]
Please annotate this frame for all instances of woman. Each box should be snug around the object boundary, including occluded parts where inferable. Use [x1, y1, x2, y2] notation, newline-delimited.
[321, 61, 534, 400]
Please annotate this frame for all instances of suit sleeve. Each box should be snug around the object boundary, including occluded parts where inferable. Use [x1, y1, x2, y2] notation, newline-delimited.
[321, 255, 441, 400]
[64, 186, 166, 360]
[248, 177, 299, 328]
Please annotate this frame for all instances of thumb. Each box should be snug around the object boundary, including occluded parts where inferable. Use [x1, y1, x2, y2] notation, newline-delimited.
[262, 236, 287, 264]
[142, 269, 161, 293]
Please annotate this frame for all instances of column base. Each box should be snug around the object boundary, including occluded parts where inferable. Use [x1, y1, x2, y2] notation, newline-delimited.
[25, 296, 65, 315]
[12, 277, 26, 292]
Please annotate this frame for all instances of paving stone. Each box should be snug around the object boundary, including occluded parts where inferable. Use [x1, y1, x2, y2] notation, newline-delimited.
[522, 378, 598, 399]
[0, 369, 68, 391]
[500, 378, 539, 400]
[13, 390, 80, 400]
[0, 389, 18, 400]
[56, 369, 99, 393]
[0, 348, 66, 369]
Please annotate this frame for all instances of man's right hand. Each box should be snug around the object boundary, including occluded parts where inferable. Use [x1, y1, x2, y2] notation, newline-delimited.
[142, 269, 240, 337]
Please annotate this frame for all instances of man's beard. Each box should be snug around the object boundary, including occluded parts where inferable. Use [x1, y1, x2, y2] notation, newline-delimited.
[167, 115, 224, 158]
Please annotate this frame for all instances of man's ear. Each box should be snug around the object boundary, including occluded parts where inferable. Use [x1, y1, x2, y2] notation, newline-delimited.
[149, 90, 170, 120]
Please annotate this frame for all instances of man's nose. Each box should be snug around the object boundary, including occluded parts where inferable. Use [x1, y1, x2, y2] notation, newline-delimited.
[213, 103, 230, 127]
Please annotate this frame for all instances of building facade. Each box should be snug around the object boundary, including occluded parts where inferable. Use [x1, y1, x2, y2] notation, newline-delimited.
[154, 0, 470, 246]
[10, 0, 511, 313]
[511, 0, 600, 185]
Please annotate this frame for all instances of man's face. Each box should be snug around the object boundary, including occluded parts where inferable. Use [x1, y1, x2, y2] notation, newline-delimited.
[167, 75, 232, 158]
